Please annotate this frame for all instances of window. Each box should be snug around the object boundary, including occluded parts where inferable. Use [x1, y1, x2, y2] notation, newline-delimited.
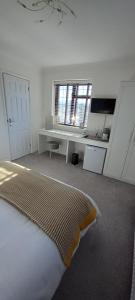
[55, 82, 92, 127]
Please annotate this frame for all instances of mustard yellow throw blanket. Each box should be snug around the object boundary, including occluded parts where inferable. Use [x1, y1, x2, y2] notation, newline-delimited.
[0, 161, 96, 266]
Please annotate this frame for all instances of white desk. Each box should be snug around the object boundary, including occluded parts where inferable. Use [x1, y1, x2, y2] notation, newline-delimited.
[38, 129, 110, 164]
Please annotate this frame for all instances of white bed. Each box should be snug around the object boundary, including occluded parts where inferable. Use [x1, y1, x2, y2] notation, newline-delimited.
[0, 183, 99, 300]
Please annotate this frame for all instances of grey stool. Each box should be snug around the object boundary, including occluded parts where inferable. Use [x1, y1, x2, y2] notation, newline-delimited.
[48, 141, 59, 159]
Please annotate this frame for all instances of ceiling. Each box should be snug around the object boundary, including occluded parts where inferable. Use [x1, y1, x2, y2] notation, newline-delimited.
[0, 0, 135, 67]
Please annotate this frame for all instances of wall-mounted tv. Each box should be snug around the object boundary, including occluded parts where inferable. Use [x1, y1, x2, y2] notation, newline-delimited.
[91, 98, 116, 114]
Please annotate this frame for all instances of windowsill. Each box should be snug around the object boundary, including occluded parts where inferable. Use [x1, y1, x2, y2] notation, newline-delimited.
[54, 123, 87, 134]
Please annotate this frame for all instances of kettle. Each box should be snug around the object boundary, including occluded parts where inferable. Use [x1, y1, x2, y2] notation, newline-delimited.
[102, 128, 110, 141]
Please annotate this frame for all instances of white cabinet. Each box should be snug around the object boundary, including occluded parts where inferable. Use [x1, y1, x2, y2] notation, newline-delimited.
[104, 81, 135, 184]
[83, 145, 106, 174]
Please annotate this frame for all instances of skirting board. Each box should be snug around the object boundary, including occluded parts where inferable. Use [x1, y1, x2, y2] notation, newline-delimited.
[130, 231, 135, 300]
[103, 171, 135, 186]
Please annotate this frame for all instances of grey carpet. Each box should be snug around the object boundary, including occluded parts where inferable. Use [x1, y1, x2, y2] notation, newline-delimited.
[15, 152, 135, 300]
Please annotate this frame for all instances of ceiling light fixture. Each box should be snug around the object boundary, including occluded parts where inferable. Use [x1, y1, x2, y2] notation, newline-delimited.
[17, 0, 76, 25]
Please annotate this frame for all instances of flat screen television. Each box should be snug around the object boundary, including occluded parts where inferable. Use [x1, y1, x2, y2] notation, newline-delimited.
[91, 98, 116, 114]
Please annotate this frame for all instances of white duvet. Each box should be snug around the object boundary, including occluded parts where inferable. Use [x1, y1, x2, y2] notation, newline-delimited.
[0, 198, 65, 300]
[0, 190, 98, 300]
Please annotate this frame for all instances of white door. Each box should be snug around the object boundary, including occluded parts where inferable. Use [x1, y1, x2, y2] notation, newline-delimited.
[3, 73, 31, 160]
[122, 125, 135, 184]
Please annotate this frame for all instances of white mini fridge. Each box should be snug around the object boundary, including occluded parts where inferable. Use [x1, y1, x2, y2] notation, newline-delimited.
[83, 145, 106, 174]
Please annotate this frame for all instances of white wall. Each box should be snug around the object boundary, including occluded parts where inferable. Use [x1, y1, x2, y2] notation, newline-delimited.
[1, 55, 135, 161]
[42, 59, 135, 159]
[0, 52, 43, 160]
[43, 59, 135, 133]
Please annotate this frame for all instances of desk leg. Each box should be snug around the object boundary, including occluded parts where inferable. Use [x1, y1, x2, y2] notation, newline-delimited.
[66, 141, 69, 164]
[66, 141, 75, 164]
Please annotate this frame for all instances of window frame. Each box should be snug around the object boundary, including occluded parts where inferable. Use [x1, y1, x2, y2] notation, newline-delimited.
[54, 82, 92, 128]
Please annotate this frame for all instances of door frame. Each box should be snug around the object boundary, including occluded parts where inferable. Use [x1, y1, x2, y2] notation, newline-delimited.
[2, 72, 32, 160]
[121, 124, 135, 184]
